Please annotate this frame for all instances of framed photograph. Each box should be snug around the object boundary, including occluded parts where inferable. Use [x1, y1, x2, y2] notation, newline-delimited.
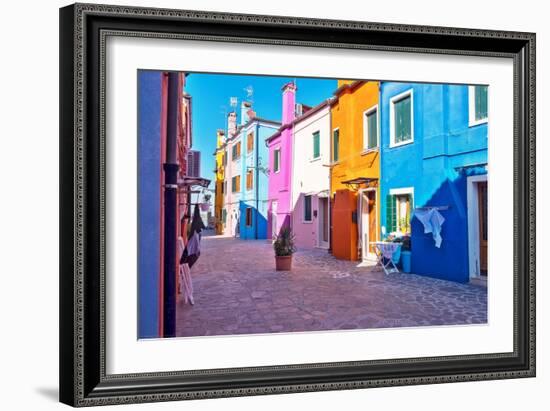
[59, 3, 536, 407]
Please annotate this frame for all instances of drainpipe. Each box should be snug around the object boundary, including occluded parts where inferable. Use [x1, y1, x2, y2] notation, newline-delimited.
[162, 72, 180, 338]
[255, 124, 259, 239]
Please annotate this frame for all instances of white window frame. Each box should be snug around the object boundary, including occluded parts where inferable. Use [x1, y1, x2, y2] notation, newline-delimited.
[389, 187, 414, 233]
[362, 105, 380, 152]
[389, 89, 414, 148]
[468, 85, 489, 127]
[303, 194, 313, 223]
[273, 148, 281, 173]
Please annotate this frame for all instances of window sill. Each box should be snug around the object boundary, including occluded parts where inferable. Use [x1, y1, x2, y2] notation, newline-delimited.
[468, 117, 488, 127]
[389, 139, 414, 149]
[361, 148, 379, 155]
[309, 157, 321, 163]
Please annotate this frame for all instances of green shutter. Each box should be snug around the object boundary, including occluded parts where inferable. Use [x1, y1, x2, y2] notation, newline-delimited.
[367, 110, 378, 149]
[386, 194, 396, 234]
[313, 131, 320, 158]
[475, 85, 488, 120]
[333, 129, 339, 162]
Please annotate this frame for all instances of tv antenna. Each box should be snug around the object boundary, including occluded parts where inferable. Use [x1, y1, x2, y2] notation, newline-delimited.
[244, 85, 254, 103]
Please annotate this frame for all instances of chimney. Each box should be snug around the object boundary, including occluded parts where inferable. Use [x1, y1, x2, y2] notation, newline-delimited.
[227, 111, 237, 137]
[281, 82, 297, 125]
[216, 129, 225, 148]
[241, 101, 252, 125]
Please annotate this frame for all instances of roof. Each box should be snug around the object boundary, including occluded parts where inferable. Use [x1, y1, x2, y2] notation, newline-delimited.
[265, 98, 335, 144]
[225, 116, 281, 143]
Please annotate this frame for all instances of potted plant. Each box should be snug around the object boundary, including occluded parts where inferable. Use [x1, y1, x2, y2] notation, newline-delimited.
[273, 226, 296, 271]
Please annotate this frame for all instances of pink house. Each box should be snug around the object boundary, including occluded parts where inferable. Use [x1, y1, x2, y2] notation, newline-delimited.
[266, 82, 296, 239]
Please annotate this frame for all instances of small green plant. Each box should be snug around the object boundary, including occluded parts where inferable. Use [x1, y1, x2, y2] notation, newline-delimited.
[393, 235, 411, 251]
[273, 226, 296, 256]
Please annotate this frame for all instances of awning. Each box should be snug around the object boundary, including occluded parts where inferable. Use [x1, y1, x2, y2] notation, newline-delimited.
[177, 176, 211, 188]
[341, 177, 378, 189]
[454, 162, 488, 173]
[305, 189, 330, 198]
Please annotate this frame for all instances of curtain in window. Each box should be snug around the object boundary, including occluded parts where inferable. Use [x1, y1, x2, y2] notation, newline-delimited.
[367, 110, 377, 149]
[394, 96, 411, 143]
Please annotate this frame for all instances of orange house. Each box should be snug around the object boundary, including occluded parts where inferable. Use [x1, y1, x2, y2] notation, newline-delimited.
[330, 80, 381, 261]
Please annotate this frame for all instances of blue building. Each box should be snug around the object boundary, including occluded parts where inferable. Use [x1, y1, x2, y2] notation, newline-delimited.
[226, 103, 280, 239]
[380, 82, 488, 283]
[137, 70, 163, 338]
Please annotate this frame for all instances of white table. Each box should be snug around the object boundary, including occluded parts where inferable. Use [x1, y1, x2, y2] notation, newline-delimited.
[371, 241, 401, 274]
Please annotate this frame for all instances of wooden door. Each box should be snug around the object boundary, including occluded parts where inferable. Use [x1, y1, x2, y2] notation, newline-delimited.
[477, 182, 488, 275]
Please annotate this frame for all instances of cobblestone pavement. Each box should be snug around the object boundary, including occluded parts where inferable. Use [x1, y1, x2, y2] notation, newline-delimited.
[176, 233, 487, 337]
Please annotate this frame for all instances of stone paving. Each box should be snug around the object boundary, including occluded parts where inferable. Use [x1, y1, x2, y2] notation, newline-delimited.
[175, 233, 487, 337]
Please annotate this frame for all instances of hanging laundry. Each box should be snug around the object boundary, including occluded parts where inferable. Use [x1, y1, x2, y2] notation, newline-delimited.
[413, 208, 445, 248]
[177, 237, 194, 305]
[178, 204, 205, 305]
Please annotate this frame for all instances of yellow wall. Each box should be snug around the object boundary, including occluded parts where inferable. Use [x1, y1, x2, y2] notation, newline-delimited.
[214, 131, 225, 235]
[330, 81, 381, 260]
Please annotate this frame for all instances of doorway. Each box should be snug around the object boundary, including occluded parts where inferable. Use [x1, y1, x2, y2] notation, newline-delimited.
[360, 189, 377, 261]
[467, 174, 488, 278]
[318, 197, 329, 248]
[477, 181, 488, 275]
[271, 201, 278, 238]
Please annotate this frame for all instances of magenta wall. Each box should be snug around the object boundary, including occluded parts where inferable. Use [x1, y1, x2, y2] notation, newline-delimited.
[267, 83, 296, 238]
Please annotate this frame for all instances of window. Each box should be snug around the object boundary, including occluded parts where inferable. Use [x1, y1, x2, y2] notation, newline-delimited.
[232, 141, 241, 160]
[332, 129, 339, 162]
[390, 91, 413, 147]
[303, 195, 312, 222]
[221, 181, 224, 194]
[273, 149, 281, 173]
[364, 107, 378, 150]
[223, 181, 227, 195]
[469, 85, 488, 126]
[246, 170, 253, 190]
[386, 189, 413, 234]
[247, 132, 254, 153]
[223, 150, 227, 166]
[312, 131, 320, 159]
[222, 208, 227, 224]
[231, 175, 240, 193]
[245, 207, 253, 227]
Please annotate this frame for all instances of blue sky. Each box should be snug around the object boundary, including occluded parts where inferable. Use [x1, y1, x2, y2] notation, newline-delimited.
[184, 73, 338, 188]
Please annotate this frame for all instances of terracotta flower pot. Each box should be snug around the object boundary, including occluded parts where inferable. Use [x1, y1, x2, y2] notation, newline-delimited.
[275, 255, 292, 271]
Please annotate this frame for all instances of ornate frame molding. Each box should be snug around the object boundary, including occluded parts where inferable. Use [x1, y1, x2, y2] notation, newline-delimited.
[60, 3, 535, 407]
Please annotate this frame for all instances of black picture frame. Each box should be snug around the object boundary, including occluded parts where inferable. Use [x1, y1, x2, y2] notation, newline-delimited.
[59, 3, 536, 407]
